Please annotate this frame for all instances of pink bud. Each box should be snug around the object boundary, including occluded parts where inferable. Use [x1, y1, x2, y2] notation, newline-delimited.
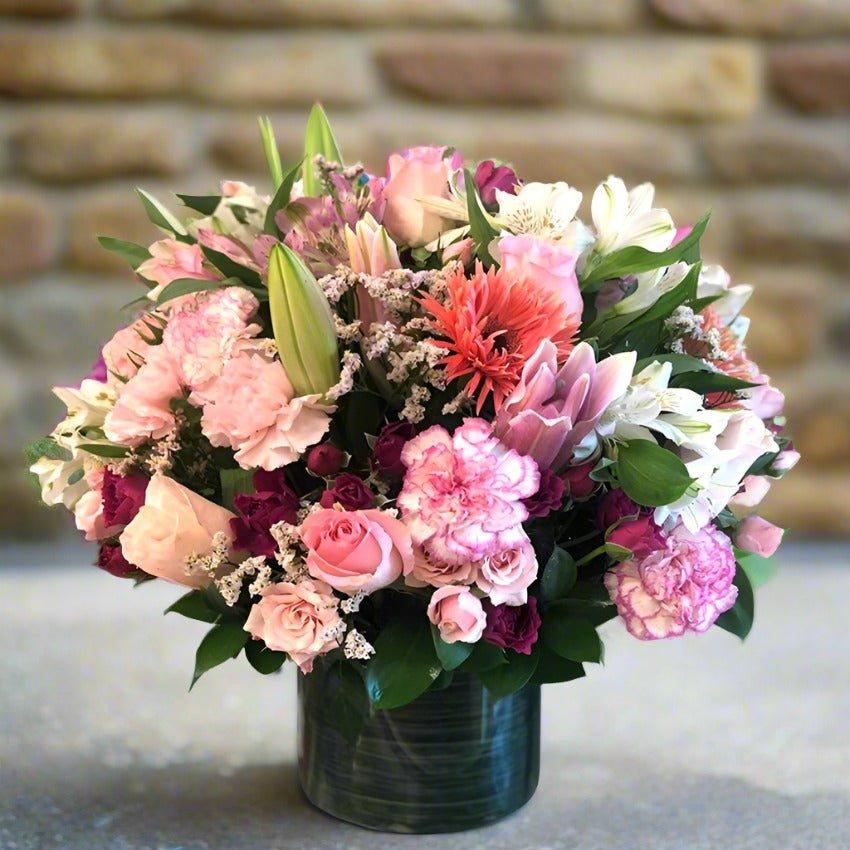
[736, 516, 784, 558]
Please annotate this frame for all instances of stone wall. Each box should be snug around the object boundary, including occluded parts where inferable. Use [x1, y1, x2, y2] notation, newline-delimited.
[1, 0, 848, 537]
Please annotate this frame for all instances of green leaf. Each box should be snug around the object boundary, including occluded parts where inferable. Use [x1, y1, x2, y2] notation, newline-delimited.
[97, 236, 151, 270]
[77, 443, 129, 459]
[735, 548, 779, 589]
[431, 626, 474, 671]
[458, 639, 506, 673]
[245, 640, 286, 674]
[541, 613, 604, 663]
[626, 261, 701, 330]
[258, 116, 285, 189]
[715, 564, 755, 641]
[323, 660, 370, 744]
[24, 436, 69, 466]
[155, 276, 228, 306]
[463, 169, 496, 262]
[342, 390, 383, 461]
[581, 212, 710, 287]
[200, 246, 263, 288]
[137, 188, 187, 236]
[549, 598, 618, 628]
[634, 353, 712, 376]
[264, 158, 305, 236]
[477, 645, 540, 701]
[539, 547, 577, 602]
[219, 468, 255, 511]
[617, 439, 693, 508]
[165, 590, 220, 624]
[670, 371, 758, 394]
[530, 648, 585, 685]
[190, 620, 249, 689]
[365, 616, 440, 709]
[176, 194, 221, 216]
[302, 103, 343, 196]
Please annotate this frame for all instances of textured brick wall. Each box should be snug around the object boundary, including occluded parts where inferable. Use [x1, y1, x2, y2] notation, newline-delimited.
[1, 0, 848, 537]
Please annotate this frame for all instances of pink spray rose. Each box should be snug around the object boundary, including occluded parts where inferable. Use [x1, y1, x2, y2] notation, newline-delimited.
[136, 239, 218, 300]
[319, 473, 375, 510]
[382, 146, 462, 247]
[119, 473, 236, 588]
[736, 516, 784, 558]
[562, 461, 597, 500]
[301, 507, 414, 595]
[607, 515, 667, 561]
[398, 418, 539, 566]
[199, 349, 331, 471]
[244, 579, 342, 674]
[475, 536, 538, 606]
[497, 234, 582, 319]
[404, 547, 478, 590]
[306, 443, 345, 477]
[427, 585, 487, 644]
[604, 522, 738, 640]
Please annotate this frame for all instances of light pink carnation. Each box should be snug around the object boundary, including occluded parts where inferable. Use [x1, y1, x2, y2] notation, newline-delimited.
[101, 316, 158, 384]
[136, 239, 217, 299]
[604, 522, 738, 640]
[199, 349, 331, 470]
[104, 345, 183, 446]
[397, 418, 539, 566]
[404, 547, 478, 590]
[163, 286, 261, 394]
[475, 534, 538, 606]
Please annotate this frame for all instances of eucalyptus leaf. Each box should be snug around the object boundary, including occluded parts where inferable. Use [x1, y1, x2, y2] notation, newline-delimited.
[24, 436, 69, 466]
[78, 443, 129, 459]
[190, 621, 249, 689]
[303, 103, 343, 196]
[97, 236, 151, 270]
[477, 645, 540, 701]
[539, 547, 577, 602]
[617, 439, 693, 508]
[715, 564, 755, 641]
[165, 590, 220, 624]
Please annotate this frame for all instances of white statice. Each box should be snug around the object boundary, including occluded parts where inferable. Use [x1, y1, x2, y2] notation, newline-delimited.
[495, 181, 590, 247]
[697, 264, 753, 330]
[590, 177, 675, 256]
[609, 262, 692, 318]
[187, 181, 269, 245]
[597, 361, 730, 456]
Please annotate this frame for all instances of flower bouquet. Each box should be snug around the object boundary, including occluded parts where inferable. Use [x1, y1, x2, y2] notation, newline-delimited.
[28, 105, 797, 834]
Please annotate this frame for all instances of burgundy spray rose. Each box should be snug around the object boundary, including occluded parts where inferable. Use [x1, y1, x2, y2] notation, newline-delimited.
[523, 468, 566, 518]
[482, 597, 541, 655]
[562, 461, 596, 500]
[306, 443, 344, 477]
[319, 473, 375, 510]
[372, 421, 416, 479]
[474, 160, 517, 209]
[101, 470, 148, 528]
[231, 469, 299, 557]
[596, 489, 642, 530]
[97, 541, 136, 578]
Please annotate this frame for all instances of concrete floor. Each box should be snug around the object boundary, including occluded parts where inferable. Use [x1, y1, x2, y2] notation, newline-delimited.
[1, 543, 848, 849]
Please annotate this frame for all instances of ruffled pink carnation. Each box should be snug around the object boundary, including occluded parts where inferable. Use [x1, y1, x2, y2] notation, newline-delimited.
[604, 523, 738, 641]
[104, 345, 183, 446]
[199, 349, 331, 470]
[163, 286, 261, 394]
[397, 418, 539, 566]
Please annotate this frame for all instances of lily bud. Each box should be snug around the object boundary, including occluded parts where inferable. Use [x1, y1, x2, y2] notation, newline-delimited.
[344, 213, 401, 278]
[267, 243, 339, 398]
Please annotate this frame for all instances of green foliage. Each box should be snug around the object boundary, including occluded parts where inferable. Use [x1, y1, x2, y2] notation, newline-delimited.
[539, 546, 577, 603]
[540, 612, 604, 664]
[530, 648, 585, 685]
[201, 246, 263, 288]
[97, 236, 151, 270]
[581, 213, 709, 288]
[477, 645, 540, 700]
[245, 640, 286, 675]
[155, 277, 229, 306]
[24, 436, 69, 466]
[616, 440, 693, 508]
[190, 620, 249, 689]
[258, 116, 285, 189]
[715, 563, 755, 641]
[634, 353, 712, 376]
[669, 371, 758, 394]
[322, 660, 370, 744]
[219, 468, 255, 511]
[176, 194, 221, 215]
[463, 169, 497, 262]
[77, 443, 129, 459]
[165, 590, 220, 624]
[365, 615, 440, 709]
[302, 103, 343, 196]
[431, 626, 474, 671]
[137, 188, 187, 236]
[264, 158, 305, 235]
[458, 640, 506, 673]
[735, 548, 779, 588]
[342, 390, 383, 461]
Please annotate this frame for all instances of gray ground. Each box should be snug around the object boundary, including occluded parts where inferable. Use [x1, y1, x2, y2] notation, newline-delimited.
[1, 542, 848, 850]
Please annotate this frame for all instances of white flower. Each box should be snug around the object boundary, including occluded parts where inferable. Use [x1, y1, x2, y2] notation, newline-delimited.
[51, 380, 117, 453]
[590, 177, 675, 255]
[495, 181, 586, 245]
[697, 264, 753, 330]
[30, 453, 93, 509]
[610, 262, 691, 317]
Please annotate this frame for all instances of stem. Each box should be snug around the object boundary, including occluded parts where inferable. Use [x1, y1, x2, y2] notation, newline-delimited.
[575, 544, 608, 567]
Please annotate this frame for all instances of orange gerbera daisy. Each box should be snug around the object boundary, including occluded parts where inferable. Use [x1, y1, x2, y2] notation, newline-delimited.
[421, 262, 580, 412]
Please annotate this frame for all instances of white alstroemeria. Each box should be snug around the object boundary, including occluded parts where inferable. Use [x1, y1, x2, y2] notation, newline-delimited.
[591, 177, 675, 256]
[697, 264, 753, 330]
[51, 380, 118, 455]
[187, 181, 269, 244]
[423, 224, 470, 254]
[30, 454, 89, 509]
[494, 181, 584, 244]
[610, 262, 691, 317]
[597, 360, 730, 455]
[655, 409, 779, 532]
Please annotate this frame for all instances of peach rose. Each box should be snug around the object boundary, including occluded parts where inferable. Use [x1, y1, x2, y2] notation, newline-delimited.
[427, 585, 486, 644]
[244, 579, 341, 674]
[382, 146, 461, 247]
[404, 546, 477, 589]
[301, 507, 414, 595]
[119, 473, 236, 588]
[475, 538, 538, 606]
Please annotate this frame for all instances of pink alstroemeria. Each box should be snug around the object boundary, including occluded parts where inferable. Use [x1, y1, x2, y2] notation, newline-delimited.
[344, 214, 401, 329]
[196, 229, 259, 272]
[136, 239, 218, 299]
[494, 340, 635, 472]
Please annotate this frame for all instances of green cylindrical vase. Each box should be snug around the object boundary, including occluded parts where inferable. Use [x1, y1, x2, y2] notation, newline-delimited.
[297, 670, 540, 833]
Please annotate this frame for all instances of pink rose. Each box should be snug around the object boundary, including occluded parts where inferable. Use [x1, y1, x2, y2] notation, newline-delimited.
[136, 239, 218, 300]
[736, 516, 784, 558]
[475, 537, 538, 606]
[119, 473, 236, 588]
[73, 488, 116, 542]
[244, 579, 341, 674]
[728, 475, 771, 515]
[497, 234, 582, 318]
[382, 146, 461, 247]
[405, 547, 478, 589]
[427, 586, 486, 644]
[301, 507, 414, 595]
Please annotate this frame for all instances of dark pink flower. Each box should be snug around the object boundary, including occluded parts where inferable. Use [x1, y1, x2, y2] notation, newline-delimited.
[523, 468, 565, 518]
[562, 461, 596, 500]
[85, 353, 108, 384]
[320, 473, 375, 510]
[101, 470, 148, 528]
[97, 542, 136, 578]
[474, 160, 517, 209]
[307, 443, 345, 477]
[483, 597, 541, 655]
[597, 489, 642, 530]
[372, 421, 417, 479]
[608, 516, 666, 561]
[231, 469, 299, 557]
